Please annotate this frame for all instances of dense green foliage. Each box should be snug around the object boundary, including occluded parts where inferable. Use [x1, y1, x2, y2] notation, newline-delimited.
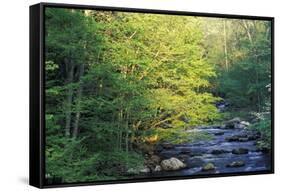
[202, 19, 272, 150]
[203, 19, 271, 110]
[45, 8, 272, 183]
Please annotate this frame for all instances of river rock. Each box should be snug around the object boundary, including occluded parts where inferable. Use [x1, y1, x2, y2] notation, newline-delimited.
[247, 135, 257, 141]
[238, 133, 248, 138]
[202, 163, 216, 171]
[178, 154, 189, 162]
[127, 168, 140, 175]
[160, 157, 186, 171]
[226, 161, 245, 168]
[189, 152, 203, 157]
[225, 117, 241, 128]
[162, 143, 175, 150]
[240, 121, 250, 127]
[225, 135, 240, 142]
[150, 155, 161, 164]
[179, 148, 191, 154]
[235, 123, 246, 129]
[238, 137, 249, 142]
[214, 132, 224, 136]
[232, 148, 249, 155]
[248, 133, 261, 141]
[138, 143, 155, 154]
[154, 165, 162, 172]
[211, 149, 228, 155]
[226, 132, 259, 142]
[139, 167, 151, 173]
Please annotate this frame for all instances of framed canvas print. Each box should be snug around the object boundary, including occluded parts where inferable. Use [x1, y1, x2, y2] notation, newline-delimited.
[30, 2, 274, 188]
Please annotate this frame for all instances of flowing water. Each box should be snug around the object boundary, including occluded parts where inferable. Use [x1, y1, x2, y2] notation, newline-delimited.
[153, 125, 271, 177]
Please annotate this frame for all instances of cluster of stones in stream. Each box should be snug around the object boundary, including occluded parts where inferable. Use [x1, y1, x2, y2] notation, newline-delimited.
[223, 117, 250, 129]
[126, 152, 163, 175]
[126, 143, 187, 175]
[201, 160, 246, 172]
[132, 143, 253, 175]
[225, 132, 261, 142]
[210, 148, 250, 155]
[156, 142, 251, 173]
[203, 159, 246, 171]
[136, 155, 188, 174]
[130, 118, 266, 175]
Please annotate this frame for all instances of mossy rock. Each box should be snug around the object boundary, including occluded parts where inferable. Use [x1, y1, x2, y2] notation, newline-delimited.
[202, 163, 216, 171]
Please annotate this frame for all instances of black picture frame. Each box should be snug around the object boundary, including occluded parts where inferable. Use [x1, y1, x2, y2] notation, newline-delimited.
[30, 2, 275, 188]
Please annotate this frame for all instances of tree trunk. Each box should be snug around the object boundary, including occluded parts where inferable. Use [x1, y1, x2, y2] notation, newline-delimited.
[223, 20, 229, 71]
[242, 20, 253, 45]
[73, 64, 85, 139]
[65, 59, 74, 137]
[125, 110, 129, 153]
[119, 109, 123, 150]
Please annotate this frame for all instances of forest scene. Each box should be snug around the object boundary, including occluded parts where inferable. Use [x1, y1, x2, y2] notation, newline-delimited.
[44, 7, 272, 184]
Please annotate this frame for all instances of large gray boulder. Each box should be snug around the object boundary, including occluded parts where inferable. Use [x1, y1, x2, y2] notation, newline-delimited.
[160, 157, 186, 171]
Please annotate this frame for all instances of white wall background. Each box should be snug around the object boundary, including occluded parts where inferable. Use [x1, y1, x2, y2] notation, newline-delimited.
[0, 0, 279, 190]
